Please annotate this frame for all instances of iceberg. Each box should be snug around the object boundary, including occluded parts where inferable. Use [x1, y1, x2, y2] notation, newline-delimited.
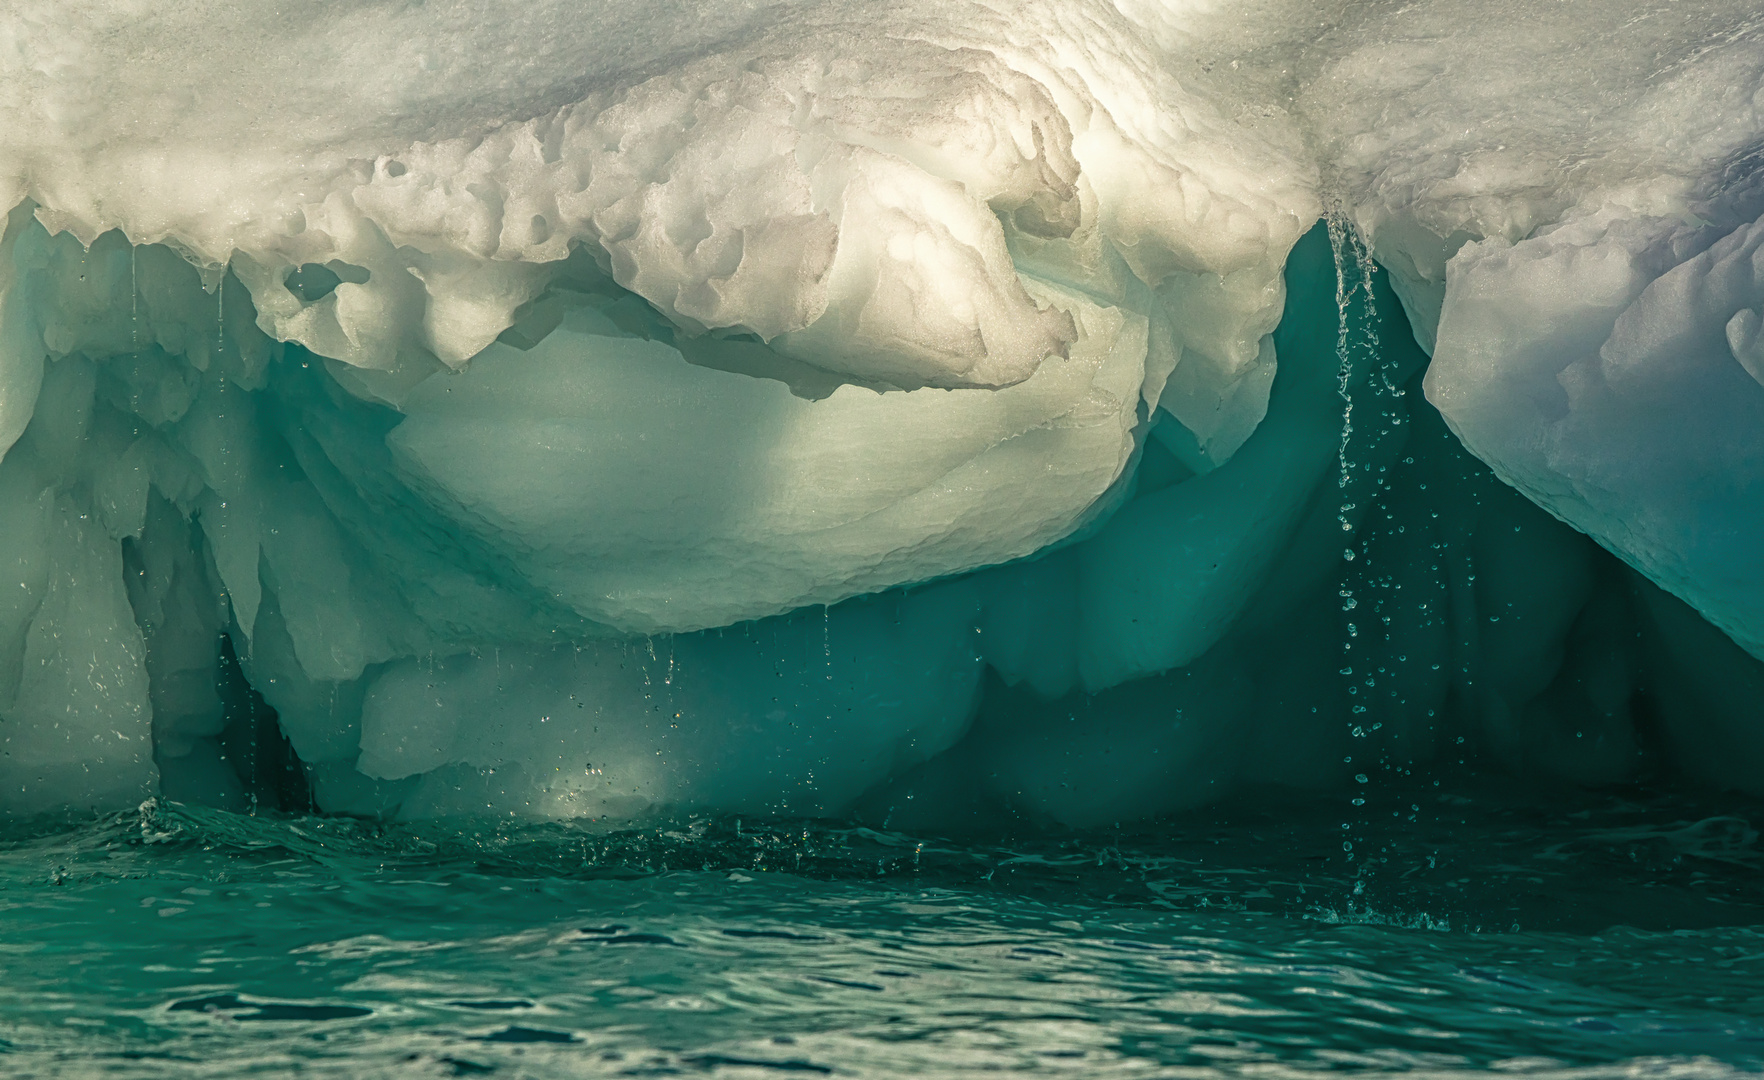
[1, 0, 1761, 821]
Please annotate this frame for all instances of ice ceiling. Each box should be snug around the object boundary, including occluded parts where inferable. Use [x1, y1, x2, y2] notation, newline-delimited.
[0, 0, 1761, 821]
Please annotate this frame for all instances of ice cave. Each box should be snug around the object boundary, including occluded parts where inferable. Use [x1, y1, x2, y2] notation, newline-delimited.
[12, 3, 1764, 1075]
[2, 0, 1763, 827]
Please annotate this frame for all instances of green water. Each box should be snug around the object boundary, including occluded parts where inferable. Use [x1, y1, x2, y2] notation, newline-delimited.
[3, 782, 1763, 1078]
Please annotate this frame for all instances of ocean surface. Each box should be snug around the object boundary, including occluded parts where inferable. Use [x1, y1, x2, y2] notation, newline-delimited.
[3, 776, 1763, 1078]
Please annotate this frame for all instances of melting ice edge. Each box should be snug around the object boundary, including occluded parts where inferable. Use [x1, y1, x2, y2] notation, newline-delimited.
[2, 0, 1764, 824]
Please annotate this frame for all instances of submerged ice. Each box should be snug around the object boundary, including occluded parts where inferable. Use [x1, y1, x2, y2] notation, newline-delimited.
[0, 0, 1762, 821]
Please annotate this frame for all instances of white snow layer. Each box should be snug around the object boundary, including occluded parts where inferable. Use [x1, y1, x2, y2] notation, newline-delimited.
[0, 0, 1761, 818]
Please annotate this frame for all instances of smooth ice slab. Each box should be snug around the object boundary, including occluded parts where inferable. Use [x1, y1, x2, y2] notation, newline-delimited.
[386, 282, 1142, 633]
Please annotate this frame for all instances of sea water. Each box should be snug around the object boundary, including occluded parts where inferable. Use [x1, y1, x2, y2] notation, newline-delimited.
[4, 776, 1762, 1078]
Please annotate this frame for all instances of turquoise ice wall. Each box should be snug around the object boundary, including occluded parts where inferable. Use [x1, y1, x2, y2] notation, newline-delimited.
[2, 215, 1757, 823]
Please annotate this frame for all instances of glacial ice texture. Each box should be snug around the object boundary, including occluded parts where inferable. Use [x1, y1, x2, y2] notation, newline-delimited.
[0, 0, 1762, 820]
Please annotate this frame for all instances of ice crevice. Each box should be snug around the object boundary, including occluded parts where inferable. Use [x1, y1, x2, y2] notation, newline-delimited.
[1, 0, 1763, 821]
